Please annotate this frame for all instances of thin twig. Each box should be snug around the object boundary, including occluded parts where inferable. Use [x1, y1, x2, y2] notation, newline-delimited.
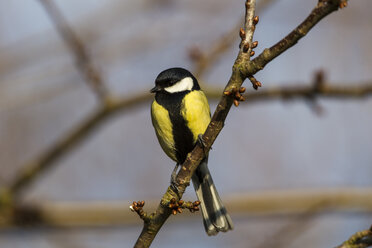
[241, 0, 257, 58]
[39, 0, 109, 101]
[241, 0, 348, 77]
[191, 0, 276, 79]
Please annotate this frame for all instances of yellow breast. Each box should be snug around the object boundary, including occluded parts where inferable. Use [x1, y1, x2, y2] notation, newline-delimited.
[151, 100, 177, 162]
[181, 90, 211, 143]
[151, 90, 211, 163]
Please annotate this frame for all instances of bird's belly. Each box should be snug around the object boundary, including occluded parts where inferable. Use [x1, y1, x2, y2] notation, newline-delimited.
[151, 100, 178, 162]
[151, 90, 211, 164]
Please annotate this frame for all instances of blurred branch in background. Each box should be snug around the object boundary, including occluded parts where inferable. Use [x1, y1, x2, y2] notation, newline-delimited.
[253, 203, 320, 248]
[0, 188, 371, 228]
[39, 0, 109, 101]
[6, 78, 372, 197]
[7, 92, 150, 196]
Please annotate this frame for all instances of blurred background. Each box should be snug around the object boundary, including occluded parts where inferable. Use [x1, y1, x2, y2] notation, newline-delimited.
[0, 0, 372, 247]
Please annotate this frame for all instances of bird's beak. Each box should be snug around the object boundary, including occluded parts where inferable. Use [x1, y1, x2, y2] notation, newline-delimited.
[150, 85, 162, 93]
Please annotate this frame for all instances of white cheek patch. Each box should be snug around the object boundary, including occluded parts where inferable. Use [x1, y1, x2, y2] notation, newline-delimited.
[164, 77, 193, 93]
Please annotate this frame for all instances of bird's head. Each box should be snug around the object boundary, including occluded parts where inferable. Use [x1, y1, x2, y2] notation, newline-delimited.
[150, 67, 200, 94]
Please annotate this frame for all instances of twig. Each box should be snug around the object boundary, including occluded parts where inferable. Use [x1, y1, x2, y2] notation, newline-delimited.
[241, 0, 348, 78]
[130, 201, 147, 221]
[241, 0, 257, 58]
[190, 0, 276, 79]
[39, 0, 109, 101]
[166, 198, 201, 215]
[336, 226, 372, 248]
[133, 1, 348, 247]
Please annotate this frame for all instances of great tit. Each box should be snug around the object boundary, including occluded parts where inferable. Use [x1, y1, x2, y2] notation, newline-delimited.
[150, 67, 233, 236]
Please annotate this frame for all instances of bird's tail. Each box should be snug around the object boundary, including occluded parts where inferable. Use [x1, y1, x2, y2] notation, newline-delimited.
[191, 158, 233, 236]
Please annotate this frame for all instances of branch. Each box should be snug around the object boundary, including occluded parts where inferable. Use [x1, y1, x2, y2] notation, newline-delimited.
[39, 0, 109, 101]
[241, 0, 348, 77]
[190, 0, 276, 79]
[1, 187, 372, 228]
[245, 84, 372, 102]
[1, 0, 354, 234]
[241, 71, 372, 103]
[133, 1, 258, 247]
[133, 1, 347, 247]
[336, 226, 372, 248]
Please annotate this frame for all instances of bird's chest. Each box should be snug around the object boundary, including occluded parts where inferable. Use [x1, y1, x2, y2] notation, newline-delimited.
[152, 92, 196, 163]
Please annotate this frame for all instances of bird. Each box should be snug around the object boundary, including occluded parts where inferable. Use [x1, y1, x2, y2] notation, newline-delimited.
[150, 67, 233, 236]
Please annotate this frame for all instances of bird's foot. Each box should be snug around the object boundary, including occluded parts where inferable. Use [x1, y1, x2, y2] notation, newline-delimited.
[170, 164, 181, 197]
[198, 134, 210, 156]
[198, 134, 207, 148]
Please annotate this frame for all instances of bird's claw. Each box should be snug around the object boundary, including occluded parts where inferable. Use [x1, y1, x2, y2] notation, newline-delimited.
[198, 134, 207, 148]
[170, 164, 181, 197]
[198, 134, 210, 156]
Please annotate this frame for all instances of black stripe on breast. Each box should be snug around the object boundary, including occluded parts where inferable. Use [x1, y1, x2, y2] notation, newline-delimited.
[155, 91, 195, 164]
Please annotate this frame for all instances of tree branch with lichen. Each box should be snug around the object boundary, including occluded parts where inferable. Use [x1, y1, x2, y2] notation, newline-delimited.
[336, 226, 372, 248]
[132, 0, 348, 247]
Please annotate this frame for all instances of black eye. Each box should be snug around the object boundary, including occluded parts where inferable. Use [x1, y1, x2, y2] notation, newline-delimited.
[168, 78, 180, 87]
[157, 78, 178, 88]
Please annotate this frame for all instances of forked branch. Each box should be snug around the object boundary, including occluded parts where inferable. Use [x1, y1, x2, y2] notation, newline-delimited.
[133, 0, 348, 247]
